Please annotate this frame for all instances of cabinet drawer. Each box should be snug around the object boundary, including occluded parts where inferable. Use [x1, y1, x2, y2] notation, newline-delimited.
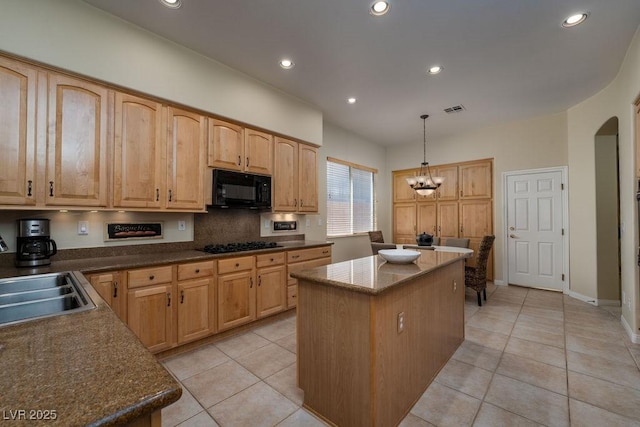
[127, 265, 173, 289]
[178, 260, 215, 281]
[287, 285, 297, 308]
[218, 256, 254, 274]
[256, 251, 285, 268]
[287, 246, 331, 263]
[288, 257, 332, 279]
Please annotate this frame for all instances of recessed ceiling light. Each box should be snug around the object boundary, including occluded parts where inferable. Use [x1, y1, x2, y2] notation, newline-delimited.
[347, 97, 357, 104]
[428, 65, 443, 75]
[562, 12, 588, 28]
[159, 0, 182, 9]
[279, 59, 295, 69]
[370, 1, 390, 16]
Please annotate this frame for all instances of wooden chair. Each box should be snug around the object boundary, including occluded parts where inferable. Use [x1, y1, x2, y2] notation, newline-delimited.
[368, 230, 384, 243]
[465, 235, 495, 306]
[368, 231, 397, 254]
[444, 237, 470, 248]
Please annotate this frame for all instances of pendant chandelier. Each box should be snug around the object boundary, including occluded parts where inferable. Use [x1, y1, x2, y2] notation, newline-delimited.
[406, 114, 444, 196]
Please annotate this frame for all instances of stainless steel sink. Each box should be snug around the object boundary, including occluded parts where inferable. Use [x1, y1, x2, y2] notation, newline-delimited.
[0, 271, 96, 327]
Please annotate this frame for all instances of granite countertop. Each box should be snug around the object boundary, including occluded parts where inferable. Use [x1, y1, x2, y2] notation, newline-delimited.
[290, 249, 471, 295]
[0, 281, 181, 426]
[0, 240, 333, 279]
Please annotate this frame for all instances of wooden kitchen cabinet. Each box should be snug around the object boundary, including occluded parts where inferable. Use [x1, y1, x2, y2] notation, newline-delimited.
[393, 203, 417, 244]
[256, 264, 287, 318]
[459, 160, 492, 199]
[46, 73, 109, 207]
[128, 283, 174, 353]
[460, 200, 492, 238]
[274, 137, 319, 212]
[177, 260, 216, 344]
[435, 165, 458, 201]
[208, 121, 273, 176]
[208, 118, 244, 171]
[88, 271, 126, 321]
[217, 256, 256, 331]
[417, 202, 437, 236]
[393, 170, 417, 203]
[245, 128, 273, 175]
[286, 246, 332, 308]
[166, 107, 206, 210]
[437, 201, 459, 238]
[113, 93, 164, 209]
[0, 57, 38, 206]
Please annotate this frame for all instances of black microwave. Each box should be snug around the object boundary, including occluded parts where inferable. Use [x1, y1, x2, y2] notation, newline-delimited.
[210, 169, 272, 209]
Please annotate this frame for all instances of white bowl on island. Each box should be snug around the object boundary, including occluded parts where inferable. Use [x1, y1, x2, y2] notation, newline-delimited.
[377, 249, 421, 264]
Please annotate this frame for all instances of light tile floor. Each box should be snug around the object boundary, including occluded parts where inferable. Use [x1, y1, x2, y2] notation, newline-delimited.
[159, 284, 640, 426]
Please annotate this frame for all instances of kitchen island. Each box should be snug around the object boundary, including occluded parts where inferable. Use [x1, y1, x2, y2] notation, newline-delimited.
[291, 249, 470, 427]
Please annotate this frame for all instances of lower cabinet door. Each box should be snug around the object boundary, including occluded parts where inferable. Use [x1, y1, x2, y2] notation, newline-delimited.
[217, 271, 256, 331]
[256, 265, 286, 318]
[128, 284, 174, 353]
[177, 278, 214, 344]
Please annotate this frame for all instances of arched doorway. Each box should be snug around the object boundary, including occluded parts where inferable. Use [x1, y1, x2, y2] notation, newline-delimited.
[595, 117, 621, 304]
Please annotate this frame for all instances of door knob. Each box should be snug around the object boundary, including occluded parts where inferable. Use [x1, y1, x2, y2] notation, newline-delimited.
[509, 234, 518, 238]
[509, 226, 515, 231]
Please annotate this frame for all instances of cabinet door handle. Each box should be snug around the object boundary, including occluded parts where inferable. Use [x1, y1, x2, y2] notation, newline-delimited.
[168, 189, 172, 202]
[167, 292, 171, 307]
[156, 188, 160, 201]
[438, 225, 441, 232]
[113, 281, 118, 298]
[27, 180, 33, 197]
[294, 199, 297, 207]
[300, 200, 304, 207]
[460, 225, 463, 234]
[237, 155, 241, 166]
[322, 250, 329, 254]
[49, 181, 54, 197]
[270, 258, 274, 262]
[258, 275, 261, 287]
[460, 190, 463, 197]
[291, 255, 300, 259]
[250, 277, 253, 288]
[246, 157, 249, 167]
[180, 290, 184, 304]
[149, 275, 155, 281]
[195, 269, 200, 273]
[235, 263, 240, 267]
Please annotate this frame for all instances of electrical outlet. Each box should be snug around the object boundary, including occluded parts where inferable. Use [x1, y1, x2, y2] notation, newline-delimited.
[264, 219, 270, 229]
[78, 221, 89, 235]
[178, 220, 186, 231]
[397, 312, 405, 333]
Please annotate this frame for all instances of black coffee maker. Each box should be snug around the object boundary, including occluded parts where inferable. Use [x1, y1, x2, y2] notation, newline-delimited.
[16, 219, 57, 267]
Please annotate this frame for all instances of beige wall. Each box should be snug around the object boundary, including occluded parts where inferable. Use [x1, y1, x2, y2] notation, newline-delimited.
[387, 112, 569, 283]
[309, 123, 390, 260]
[0, 0, 322, 145]
[568, 26, 640, 333]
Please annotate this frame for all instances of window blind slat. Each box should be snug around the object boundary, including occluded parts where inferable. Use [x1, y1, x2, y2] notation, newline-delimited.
[327, 159, 376, 236]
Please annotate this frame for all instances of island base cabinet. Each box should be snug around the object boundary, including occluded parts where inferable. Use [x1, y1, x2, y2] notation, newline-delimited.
[297, 260, 465, 427]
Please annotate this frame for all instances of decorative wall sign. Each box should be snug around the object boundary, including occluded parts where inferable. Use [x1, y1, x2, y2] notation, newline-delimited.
[105, 222, 163, 241]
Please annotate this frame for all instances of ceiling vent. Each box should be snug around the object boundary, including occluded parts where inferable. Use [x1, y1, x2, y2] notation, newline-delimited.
[444, 104, 466, 114]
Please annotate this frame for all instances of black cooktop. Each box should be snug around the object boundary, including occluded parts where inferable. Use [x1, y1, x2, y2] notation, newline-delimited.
[202, 241, 279, 254]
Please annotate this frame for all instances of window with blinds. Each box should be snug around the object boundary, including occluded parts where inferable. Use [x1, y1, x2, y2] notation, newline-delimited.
[327, 158, 376, 236]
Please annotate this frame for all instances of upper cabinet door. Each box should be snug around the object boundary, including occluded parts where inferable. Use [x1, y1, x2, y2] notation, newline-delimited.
[459, 161, 492, 199]
[435, 165, 458, 201]
[46, 74, 109, 206]
[245, 128, 273, 175]
[208, 118, 244, 171]
[393, 170, 418, 203]
[298, 144, 318, 212]
[113, 93, 164, 208]
[273, 137, 298, 212]
[0, 57, 37, 205]
[166, 107, 206, 210]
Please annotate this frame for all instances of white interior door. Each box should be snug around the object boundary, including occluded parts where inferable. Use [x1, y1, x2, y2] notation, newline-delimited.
[507, 171, 564, 290]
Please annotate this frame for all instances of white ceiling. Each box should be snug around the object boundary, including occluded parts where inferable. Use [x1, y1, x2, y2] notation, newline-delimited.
[83, 0, 640, 147]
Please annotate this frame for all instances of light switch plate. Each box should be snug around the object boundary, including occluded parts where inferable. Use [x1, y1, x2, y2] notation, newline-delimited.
[178, 220, 186, 231]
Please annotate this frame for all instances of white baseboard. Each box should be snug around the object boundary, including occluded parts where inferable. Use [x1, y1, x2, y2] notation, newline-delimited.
[621, 314, 640, 344]
[493, 280, 506, 286]
[567, 290, 597, 306]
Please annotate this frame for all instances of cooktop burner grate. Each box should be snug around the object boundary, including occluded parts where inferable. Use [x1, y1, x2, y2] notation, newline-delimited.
[202, 241, 279, 254]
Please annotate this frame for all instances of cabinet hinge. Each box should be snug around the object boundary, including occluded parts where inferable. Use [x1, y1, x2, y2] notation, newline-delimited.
[562, 274, 565, 281]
